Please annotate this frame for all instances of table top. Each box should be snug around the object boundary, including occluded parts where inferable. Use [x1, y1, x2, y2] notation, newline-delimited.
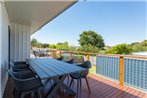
[26, 58, 86, 79]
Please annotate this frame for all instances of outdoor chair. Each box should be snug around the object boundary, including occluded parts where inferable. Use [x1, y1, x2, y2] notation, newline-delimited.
[56, 56, 64, 61]
[73, 56, 85, 64]
[64, 58, 74, 85]
[69, 61, 91, 96]
[33, 51, 38, 58]
[8, 70, 43, 98]
[9, 61, 30, 72]
[10, 59, 29, 67]
[64, 58, 74, 64]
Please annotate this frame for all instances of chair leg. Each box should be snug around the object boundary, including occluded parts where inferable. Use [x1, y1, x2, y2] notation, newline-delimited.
[31, 92, 35, 98]
[69, 78, 73, 88]
[67, 75, 70, 86]
[85, 77, 91, 94]
[80, 79, 82, 93]
[15, 91, 21, 98]
[17, 91, 23, 98]
[38, 90, 42, 98]
[77, 79, 80, 98]
[36, 89, 42, 98]
[13, 88, 16, 98]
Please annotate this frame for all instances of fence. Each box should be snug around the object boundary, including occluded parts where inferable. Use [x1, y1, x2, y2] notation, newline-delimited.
[32, 48, 147, 91]
[96, 55, 147, 91]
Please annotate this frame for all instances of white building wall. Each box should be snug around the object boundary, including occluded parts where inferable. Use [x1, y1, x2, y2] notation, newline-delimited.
[0, 2, 31, 97]
[10, 23, 30, 61]
[0, 3, 1, 98]
[0, 2, 9, 98]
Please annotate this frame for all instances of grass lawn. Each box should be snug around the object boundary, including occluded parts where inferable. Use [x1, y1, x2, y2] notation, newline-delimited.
[89, 65, 96, 74]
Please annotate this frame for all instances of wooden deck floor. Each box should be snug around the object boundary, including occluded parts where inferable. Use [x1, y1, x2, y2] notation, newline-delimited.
[3, 74, 147, 98]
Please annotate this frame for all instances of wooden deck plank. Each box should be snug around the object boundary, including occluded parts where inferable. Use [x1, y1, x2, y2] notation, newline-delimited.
[137, 92, 146, 98]
[129, 90, 140, 98]
[116, 86, 132, 98]
[3, 73, 147, 98]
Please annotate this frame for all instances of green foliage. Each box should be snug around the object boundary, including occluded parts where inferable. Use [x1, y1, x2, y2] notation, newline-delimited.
[41, 43, 49, 48]
[37, 42, 43, 48]
[69, 46, 77, 51]
[105, 44, 133, 54]
[131, 40, 147, 52]
[31, 38, 38, 47]
[49, 44, 56, 49]
[78, 30, 105, 49]
[74, 55, 84, 64]
[56, 42, 69, 50]
[78, 44, 99, 53]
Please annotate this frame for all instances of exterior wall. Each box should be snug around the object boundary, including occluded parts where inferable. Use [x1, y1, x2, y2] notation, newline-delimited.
[0, 2, 30, 98]
[10, 23, 30, 61]
[0, 3, 1, 98]
[0, 2, 9, 98]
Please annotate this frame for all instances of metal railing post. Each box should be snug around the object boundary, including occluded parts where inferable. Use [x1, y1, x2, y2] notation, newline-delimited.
[86, 53, 90, 61]
[70, 52, 72, 60]
[51, 50, 55, 58]
[59, 50, 61, 58]
[119, 56, 124, 86]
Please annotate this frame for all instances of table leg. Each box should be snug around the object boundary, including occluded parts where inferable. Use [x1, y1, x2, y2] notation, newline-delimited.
[46, 75, 75, 98]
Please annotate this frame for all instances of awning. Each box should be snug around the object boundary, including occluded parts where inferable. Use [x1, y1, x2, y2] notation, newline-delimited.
[4, 0, 76, 34]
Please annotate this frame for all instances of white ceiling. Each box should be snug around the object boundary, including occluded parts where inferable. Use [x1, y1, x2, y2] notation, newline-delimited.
[4, 0, 76, 34]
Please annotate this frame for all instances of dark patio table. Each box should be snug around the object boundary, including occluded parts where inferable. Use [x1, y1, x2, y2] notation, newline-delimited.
[26, 58, 86, 98]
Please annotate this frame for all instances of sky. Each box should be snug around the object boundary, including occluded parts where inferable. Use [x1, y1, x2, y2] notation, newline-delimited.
[31, 1, 147, 46]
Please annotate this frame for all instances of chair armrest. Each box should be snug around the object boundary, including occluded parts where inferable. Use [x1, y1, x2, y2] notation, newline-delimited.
[10, 59, 26, 65]
[8, 70, 38, 81]
[15, 77, 43, 91]
[14, 61, 26, 65]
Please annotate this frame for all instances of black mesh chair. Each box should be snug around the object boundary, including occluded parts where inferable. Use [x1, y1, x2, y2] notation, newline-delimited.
[10, 59, 29, 69]
[64, 58, 74, 64]
[69, 61, 91, 96]
[10, 59, 26, 65]
[56, 56, 64, 61]
[63, 58, 74, 85]
[8, 70, 43, 98]
[9, 61, 30, 72]
[33, 51, 38, 58]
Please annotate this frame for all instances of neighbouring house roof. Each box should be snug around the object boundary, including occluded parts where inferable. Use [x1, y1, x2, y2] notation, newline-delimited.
[132, 51, 147, 56]
[4, 0, 76, 34]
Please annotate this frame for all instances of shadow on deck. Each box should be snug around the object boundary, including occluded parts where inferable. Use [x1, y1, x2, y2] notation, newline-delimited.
[3, 74, 147, 98]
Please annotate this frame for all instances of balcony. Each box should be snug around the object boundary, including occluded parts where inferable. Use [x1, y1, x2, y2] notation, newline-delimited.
[3, 74, 147, 98]
[1, 1, 146, 98]
[3, 49, 147, 98]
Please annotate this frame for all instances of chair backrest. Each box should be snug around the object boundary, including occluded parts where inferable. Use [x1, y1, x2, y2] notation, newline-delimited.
[65, 58, 74, 64]
[10, 59, 15, 64]
[8, 70, 42, 91]
[56, 56, 64, 61]
[33, 51, 38, 58]
[80, 61, 91, 68]
[79, 61, 91, 77]
[9, 62, 17, 71]
[73, 56, 84, 64]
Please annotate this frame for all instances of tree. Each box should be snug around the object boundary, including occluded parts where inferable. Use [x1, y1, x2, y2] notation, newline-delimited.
[78, 44, 99, 53]
[131, 40, 147, 52]
[31, 38, 38, 47]
[105, 44, 133, 54]
[78, 31, 105, 49]
[56, 42, 69, 50]
[42, 43, 49, 48]
[49, 44, 56, 49]
[37, 42, 43, 48]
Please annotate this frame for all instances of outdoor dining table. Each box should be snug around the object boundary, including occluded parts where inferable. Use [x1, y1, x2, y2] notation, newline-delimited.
[26, 58, 86, 98]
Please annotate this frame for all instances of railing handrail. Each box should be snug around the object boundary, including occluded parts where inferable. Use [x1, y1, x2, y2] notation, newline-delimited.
[45, 48, 147, 59]
[32, 48, 147, 87]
